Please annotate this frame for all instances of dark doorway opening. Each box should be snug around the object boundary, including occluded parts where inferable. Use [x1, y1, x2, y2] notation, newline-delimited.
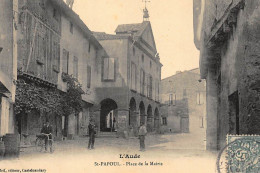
[228, 91, 239, 135]
[100, 99, 118, 132]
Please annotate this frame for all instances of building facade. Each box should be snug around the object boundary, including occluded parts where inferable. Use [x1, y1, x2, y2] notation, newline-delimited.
[0, 0, 18, 137]
[194, 0, 260, 150]
[93, 21, 162, 136]
[160, 69, 206, 139]
[14, 0, 108, 144]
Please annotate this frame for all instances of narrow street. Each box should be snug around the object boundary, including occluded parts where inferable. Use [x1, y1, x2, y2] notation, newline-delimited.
[1, 133, 218, 173]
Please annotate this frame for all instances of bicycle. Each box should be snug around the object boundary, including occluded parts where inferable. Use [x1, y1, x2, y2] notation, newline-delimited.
[35, 134, 55, 153]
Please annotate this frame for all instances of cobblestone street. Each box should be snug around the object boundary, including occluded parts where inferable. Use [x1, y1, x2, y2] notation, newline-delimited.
[0, 133, 218, 173]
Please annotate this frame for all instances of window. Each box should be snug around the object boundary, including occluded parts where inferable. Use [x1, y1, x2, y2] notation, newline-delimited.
[88, 42, 91, 53]
[142, 54, 144, 63]
[70, 22, 73, 34]
[155, 80, 159, 101]
[183, 89, 187, 98]
[147, 75, 153, 98]
[169, 93, 176, 105]
[140, 69, 145, 95]
[150, 61, 152, 69]
[131, 62, 136, 90]
[39, 0, 45, 9]
[197, 92, 204, 105]
[53, 41, 60, 73]
[199, 116, 204, 128]
[53, 8, 59, 21]
[103, 58, 115, 80]
[133, 47, 135, 56]
[162, 117, 167, 125]
[36, 34, 46, 63]
[73, 56, 78, 78]
[53, 9, 57, 18]
[87, 65, 91, 88]
[62, 49, 69, 74]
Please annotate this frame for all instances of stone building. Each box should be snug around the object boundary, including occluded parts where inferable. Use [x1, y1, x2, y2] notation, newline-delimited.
[194, 0, 260, 150]
[93, 20, 162, 136]
[0, 0, 18, 137]
[160, 69, 206, 139]
[12, 0, 108, 143]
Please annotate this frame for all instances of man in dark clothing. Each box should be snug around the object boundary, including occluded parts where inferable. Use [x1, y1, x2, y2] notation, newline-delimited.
[41, 121, 53, 152]
[88, 121, 96, 150]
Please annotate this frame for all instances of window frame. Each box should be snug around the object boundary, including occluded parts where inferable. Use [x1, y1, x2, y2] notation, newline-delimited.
[102, 57, 116, 82]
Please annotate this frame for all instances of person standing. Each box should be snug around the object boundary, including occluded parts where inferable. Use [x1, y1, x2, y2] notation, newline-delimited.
[40, 121, 53, 152]
[138, 122, 147, 151]
[88, 121, 96, 150]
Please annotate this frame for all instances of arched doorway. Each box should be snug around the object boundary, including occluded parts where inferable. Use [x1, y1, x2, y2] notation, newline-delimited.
[129, 98, 137, 135]
[100, 99, 118, 132]
[154, 108, 160, 132]
[139, 101, 145, 125]
[129, 98, 137, 127]
[147, 105, 153, 132]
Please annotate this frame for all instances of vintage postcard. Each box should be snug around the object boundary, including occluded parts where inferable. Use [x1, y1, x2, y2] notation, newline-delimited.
[0, 0, 259, 173]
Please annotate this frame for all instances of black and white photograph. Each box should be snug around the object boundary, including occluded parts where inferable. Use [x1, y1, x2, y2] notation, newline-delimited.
[0, 0, 260, 172]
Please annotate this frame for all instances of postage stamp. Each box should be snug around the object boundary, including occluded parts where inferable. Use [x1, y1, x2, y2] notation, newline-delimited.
[218, 135, 260, 173]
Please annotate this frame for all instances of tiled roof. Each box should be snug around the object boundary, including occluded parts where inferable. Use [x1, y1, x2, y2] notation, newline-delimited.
[115, 21, 149, 37]
[93, 32, 129, 40]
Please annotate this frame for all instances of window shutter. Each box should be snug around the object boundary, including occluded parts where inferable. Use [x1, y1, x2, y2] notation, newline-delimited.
[62, 49, 68, 73]
[108, 58, 115, 80]
[197, 92, 200, 104]
[87, 65, 91, 88]
[103, 58, 109, 80]
[73, 56, 78, 78]
[173, 93, 176, 105]
[200, 92, 204, 104]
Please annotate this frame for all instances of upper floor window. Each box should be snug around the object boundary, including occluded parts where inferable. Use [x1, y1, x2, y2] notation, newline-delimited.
[87, 65, 91, 88]
[162, 117, 167, 125]
[53, 9, 57, 18]
[131, 62, 137, 90]
[199, 116, 204, 128]
[70, 22, 73, 34]
[142, 54, 144, 63]
[140, 69, 145, 95]
[150, 61, 152, 69]
[183, 89, 187, 98]
[103, 58, 115, 81]
[88, 42, 91, 53]
[133, 47, 135, 56]
[73, 56, 78, 78]
[53, 41, 60, 73]
[39, 0, 45, 9]
[147, 75, 153, 98]
[169, 93, 176, 105]
[197, 91, 204, 105]
[62, 49, 69, 74]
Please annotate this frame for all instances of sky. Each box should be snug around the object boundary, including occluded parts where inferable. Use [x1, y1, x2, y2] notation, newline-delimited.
[72, 0, 199, 79]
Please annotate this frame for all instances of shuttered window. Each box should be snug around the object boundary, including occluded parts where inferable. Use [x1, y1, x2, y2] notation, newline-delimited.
[131, 62, 136, 90]
[73, 56, 78, 78]
[62, 49, 69, 74]
[140, 69, 145, 95]
[87, 65, 91, 88]
[197, 92, 204, 105]
[103, 58, 115, 80]
[169, 93, 176, 105]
